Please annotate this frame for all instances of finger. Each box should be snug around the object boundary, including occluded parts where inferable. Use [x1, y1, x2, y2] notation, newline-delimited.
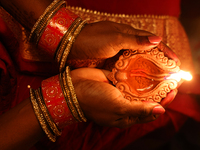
[159, 89, 177, 108]
[157, 42, 181, 66]
[71, 68, 110, 83]
[118, 24, 156, 37]
[125, 102, 165, 126]
[124, 100, 165, 117]
[136, 35, 162, 45]
[116, 26, 162, 50]
[119, 34, 162, 51]
[115, 110, 160, 128]
[136, 114, 159, 124]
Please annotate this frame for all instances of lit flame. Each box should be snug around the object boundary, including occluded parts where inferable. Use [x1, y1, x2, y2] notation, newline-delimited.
[166, 70, 193, 82]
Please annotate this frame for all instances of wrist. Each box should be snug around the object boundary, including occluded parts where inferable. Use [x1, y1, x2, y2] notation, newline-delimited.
[29, 66, 86, 142]
[29, 0, 87, 72]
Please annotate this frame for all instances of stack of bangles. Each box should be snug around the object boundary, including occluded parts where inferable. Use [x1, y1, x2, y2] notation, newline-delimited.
[29, 0, 87, 72]
[29, 67, 87, 142]
[28, 0, 87, 142]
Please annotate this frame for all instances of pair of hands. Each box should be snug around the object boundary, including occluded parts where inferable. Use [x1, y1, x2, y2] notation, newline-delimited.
[68, 21, 179, 128]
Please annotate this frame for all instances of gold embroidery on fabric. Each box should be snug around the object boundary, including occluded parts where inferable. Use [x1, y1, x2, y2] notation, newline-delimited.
[67, 6, 194, 71]
[0, 6, 194, 71]
[0, 7, 52, 62]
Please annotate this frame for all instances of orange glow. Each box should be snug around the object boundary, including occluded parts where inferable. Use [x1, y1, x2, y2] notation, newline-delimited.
[166, 70, 193, 82]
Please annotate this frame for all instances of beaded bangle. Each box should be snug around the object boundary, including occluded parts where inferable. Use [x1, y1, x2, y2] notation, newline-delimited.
[29, 88, 56, 142]
[59, 71, 82, 122]
[65, 66, 87, 122]
[55, 17, 82, 65]
[35, 88, 62, 136]
[29, 0, 66, 43]
[41, 75, 77, 129]
[58, 19, 87, 72]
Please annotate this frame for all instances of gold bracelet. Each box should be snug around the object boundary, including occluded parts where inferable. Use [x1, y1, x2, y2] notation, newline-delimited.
[59, 72, 82, 122]
[29, 88, 56, 142]
[65, 66, 87, 122]
[55, 17, 82, 64]
[29, 0, 66, 44]
[59, 35, 75, 72]
[35, 88, 62, 136]
[59, 19, 87, 72]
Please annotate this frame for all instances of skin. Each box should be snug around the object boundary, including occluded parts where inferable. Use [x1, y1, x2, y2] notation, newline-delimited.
[0, 68, 176, 150]
[69, 21, 157, 59]
[0, 98, 44, 150]
[0, 0, 180, 149]
[0, 0, 52, 30]
[71, 68, 177, 128]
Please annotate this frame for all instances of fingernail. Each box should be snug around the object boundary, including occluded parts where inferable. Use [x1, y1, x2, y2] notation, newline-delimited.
[152, 106, 165, 115]
[148, 36, 162, 44]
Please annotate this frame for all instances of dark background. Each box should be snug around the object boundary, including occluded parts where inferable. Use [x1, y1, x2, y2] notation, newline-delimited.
[180, 0, 200, 75]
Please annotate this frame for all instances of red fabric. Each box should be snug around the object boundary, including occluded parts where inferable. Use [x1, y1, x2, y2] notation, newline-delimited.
[0, 16, 17, 114]
[66, 0, 181, 17]
[0, 16, 45, 114]
[0, 1, 200, 149]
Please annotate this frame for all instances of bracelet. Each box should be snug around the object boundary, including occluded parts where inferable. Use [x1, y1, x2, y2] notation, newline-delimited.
[65, 66, 87, 122]
[29, 88, 56, 142]
[34, 88, 62, 136]
[55, 17, 82, 65]
[59, 71, 82, 122]
[29, 0, 66, 44]
[28, 0, 87, 71]
[38, 7, 79, 57]
[29, 66, 86, 141]
[41, 75, 77, 129]
[58, 19, 87, 72]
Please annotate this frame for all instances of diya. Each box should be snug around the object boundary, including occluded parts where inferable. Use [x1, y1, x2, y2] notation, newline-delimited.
[107, 46, 192, 102]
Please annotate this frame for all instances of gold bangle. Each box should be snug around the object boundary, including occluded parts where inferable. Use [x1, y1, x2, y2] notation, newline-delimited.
[29, 0, 66, 44]
[59, 72, 82, 122]
[59, 35, 75, 72]
[59, 19, 87, 72]
[29, 88, 56, 142]
[55, 17, 82, 64]
[35, 88, 62, 136]
[65, 66, 87, 122]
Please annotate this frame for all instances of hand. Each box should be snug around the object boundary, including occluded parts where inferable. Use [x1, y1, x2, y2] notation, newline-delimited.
[157, 42, 180, 66]
[71, 68, 166, 128]
[69, 21, 162, 60]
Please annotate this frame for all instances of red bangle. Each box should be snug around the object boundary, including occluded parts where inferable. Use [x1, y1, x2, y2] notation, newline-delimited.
[41, 75, 77, 129]
[38, 7, 78, 57]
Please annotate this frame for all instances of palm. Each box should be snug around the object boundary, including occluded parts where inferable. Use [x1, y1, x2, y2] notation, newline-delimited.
[71, 68, 166, 128]
[71, 68, 124, 126]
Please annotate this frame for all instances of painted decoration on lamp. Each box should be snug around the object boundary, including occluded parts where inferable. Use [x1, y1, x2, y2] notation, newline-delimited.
[107, 47, 180, 102]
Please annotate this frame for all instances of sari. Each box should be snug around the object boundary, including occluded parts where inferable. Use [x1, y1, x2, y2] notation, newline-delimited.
[0, 0, 200, 149]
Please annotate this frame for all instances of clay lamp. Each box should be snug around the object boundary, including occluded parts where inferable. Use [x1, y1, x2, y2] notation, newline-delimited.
[107, 47, 192, 102]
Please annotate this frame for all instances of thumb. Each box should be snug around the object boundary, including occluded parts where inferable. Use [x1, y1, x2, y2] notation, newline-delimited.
[121, 100, 165, 124]
[118, 100, 166, 126]
[126, 100, 165, 117]
[137, 35, 162, 45]
[157, 42, 180, 66]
